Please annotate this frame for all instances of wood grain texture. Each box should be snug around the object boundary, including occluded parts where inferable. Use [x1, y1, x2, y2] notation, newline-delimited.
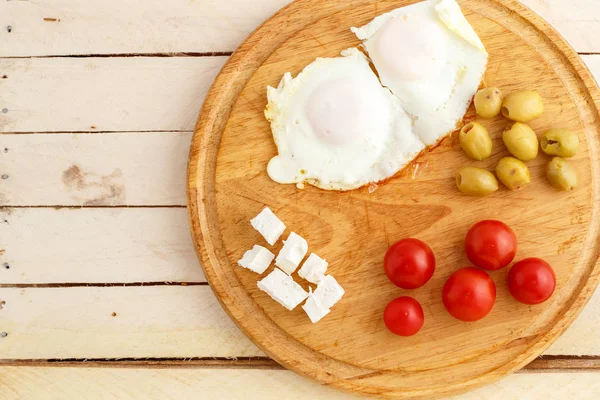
[0, 286, 263, 359]
[188, 0, 600, 398]
[0, 58, 224, 132]
[1, 0, 599, 56]
[0, 208, 203, 284]
[0, 133, 190, 206]
[1, 368, 599, 400]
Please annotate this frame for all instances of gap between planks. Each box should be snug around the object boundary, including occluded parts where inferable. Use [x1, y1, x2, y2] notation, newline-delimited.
[0, 52, 234, 59]
[0, 52, 596, 61]
[0, 205, 187, 209]
[0, 356, 598, 372]
[0, 282, 207, 288]
[1, 130, 193, 134]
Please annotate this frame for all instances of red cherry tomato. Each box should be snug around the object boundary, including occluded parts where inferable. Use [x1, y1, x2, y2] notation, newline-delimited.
[384, 238, 435, 289]
[465, 220, 517, 270]
[383, 296, 424, 336]
[442, 267, 496, 322]
[507, 258, 556, 305]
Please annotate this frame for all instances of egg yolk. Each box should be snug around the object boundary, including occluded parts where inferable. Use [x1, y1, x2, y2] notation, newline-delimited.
[373, 14, 447, 81]
[307, 78, 387, 146]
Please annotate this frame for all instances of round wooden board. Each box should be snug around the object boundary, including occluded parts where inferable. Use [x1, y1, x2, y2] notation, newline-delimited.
[188, 0, 600, 398]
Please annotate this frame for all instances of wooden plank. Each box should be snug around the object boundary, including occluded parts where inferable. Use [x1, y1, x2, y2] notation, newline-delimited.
[545, 286, 600, 355]
[0, 133, 190, 206]
[0, 286, 264, 359]
[0, 55, 598, 133]
[1, 285, 599, 360]
[1, 0, 599, 56]
[0, 57, 225, 132]
[0, 208, 204, 284]
[0, 368, 599, 400]
[0, 0, 291, 56]
[520, 0, 600, 54]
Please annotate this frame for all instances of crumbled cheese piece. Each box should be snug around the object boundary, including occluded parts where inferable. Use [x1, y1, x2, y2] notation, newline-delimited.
[275, 232, 308, 275]
[250, 207, 286, 246]
[257, 268, 308, 310]
[237, 245, 274, 274]
[302, 293, 330, 323]
[313, 275, 344, 309]
[298, 253, 328, 284]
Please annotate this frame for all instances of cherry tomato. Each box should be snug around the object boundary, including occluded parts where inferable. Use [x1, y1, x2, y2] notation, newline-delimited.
[383, 296, 424, 336]
[507, 258, 556, 305]
[442, 267, 496, 322]
[465, 220, 517, 270]
[384, 238, 435, 289]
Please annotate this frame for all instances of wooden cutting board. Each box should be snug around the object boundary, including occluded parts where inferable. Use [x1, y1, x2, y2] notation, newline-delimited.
[187, 0, 600, 398]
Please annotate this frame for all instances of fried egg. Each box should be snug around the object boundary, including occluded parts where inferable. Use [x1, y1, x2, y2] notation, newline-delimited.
[265, 48, 424, 191]
[352, 0, 488, 145]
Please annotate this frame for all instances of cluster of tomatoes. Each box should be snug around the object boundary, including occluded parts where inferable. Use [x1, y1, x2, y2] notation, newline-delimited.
[383, 220, 557, 336]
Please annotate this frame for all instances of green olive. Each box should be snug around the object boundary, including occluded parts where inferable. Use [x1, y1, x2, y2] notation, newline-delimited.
[496, 157, 531, 190]
[459, 122, 493, 160]
[474, 87, 503, 118]
[546, 157, 577, 191]
[502, 122, 539, 161]
[456, 167, 498, 196]
[501, 90, 544, 122]
[540, 128, 579, 157]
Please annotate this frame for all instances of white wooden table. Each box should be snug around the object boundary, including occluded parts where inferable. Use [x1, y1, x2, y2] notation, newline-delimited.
[1, 1, 599, 398]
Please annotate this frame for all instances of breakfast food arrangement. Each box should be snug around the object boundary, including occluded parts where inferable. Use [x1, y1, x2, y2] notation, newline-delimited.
[188, 0, 600, 398]
[242, 0, 566, 331]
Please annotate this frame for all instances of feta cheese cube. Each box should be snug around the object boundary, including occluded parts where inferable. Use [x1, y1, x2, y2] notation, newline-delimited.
[237, 245, 274, 274]
[257, 268, 308, 310]
[275, 232, 308, 275]
[298, 253, 328, 284]
[313, 275, 344, 309]
[302, 293, 330, 323]
[250, 207, 286, 246]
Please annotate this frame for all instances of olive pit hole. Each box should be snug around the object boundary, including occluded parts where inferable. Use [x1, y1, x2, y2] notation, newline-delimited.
[456, 173, 463, 187]
[461, 123, 474, 134]
[501, 106, 510, 118]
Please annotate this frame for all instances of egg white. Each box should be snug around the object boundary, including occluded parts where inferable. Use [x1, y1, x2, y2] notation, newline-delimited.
[265, 48, 424, 191]
[352, 0, 488, 146]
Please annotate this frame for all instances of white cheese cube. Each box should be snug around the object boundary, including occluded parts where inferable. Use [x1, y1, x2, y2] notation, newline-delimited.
[275, 232, 308, 275]
[313, 275, 344, 309]
[237, 245, 274, 274]
[250, 207, 286, 246]
[302, 294, 330, 323]
[257, 268, 308, 310]
[298, 253, 328, 284]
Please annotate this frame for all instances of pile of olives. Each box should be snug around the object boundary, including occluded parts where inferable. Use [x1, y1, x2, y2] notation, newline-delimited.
[456, 88, 579, 196]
